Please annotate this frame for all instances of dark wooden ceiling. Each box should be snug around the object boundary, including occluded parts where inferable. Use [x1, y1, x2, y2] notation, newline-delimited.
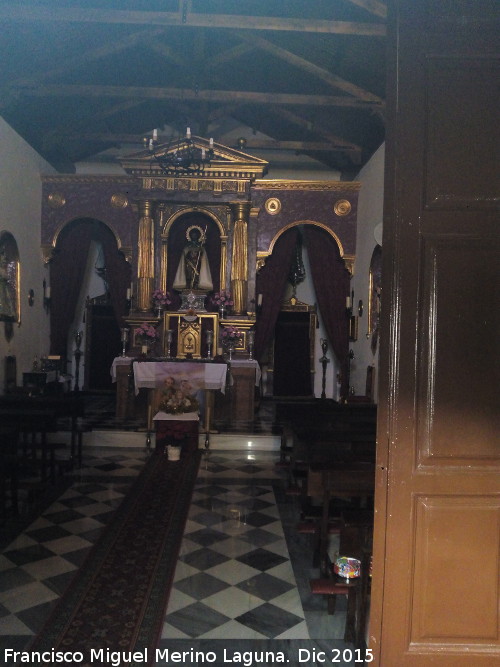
[0, 1, 387, 177]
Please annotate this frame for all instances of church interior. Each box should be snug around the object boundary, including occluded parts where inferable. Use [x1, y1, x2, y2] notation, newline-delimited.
[1, 3, 496, 666]
[1, 2, 383, 661]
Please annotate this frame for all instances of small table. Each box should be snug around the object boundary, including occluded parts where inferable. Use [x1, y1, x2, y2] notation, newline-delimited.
[153, 412, 199, 455]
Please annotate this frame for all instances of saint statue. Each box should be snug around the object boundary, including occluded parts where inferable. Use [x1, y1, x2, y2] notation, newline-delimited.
[173, 225, 213, 291]
[0, 248, 16, 322]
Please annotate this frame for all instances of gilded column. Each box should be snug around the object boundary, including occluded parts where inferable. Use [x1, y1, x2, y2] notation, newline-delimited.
[229, 201, 251, 315]
[136, 199, 155, 312]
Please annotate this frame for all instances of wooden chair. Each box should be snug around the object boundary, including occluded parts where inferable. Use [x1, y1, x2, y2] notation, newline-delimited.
[309, 462, 375, 644]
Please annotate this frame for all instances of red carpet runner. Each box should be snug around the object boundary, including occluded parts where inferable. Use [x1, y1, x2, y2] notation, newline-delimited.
[30, 451, 201, 665]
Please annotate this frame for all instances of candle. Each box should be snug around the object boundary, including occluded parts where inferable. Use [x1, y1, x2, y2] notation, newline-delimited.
[45, 286, 51, 298]
[129, 283, 133, 296]
[166, 329, 173, 343]
[201, 148, 206, 159]
[209, 137, 214, 147]
[206, 330, 213, 344]
[153, 128, 158, 140]
[149, 138, 153, 150]
[346, 296, 351, 308]
[126, 288, 131, 299]
[186, 127, 191, 138]
[257, 293, 263, 307]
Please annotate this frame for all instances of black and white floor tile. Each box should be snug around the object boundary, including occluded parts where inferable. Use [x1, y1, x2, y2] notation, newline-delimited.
[1, 447, 353, 661]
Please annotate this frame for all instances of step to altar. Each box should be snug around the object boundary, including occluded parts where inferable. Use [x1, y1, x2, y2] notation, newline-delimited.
[68, 429, 281, 451]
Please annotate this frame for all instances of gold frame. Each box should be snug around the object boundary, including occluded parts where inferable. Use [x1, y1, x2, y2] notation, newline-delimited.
[0, 232, 21, 325]
[159, 205, 229, 294]
[163, 312, 218, 358]
[219, 317, 255, 352]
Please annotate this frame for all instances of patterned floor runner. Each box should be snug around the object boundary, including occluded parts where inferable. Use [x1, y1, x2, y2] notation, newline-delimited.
[28, 450, 201, 665]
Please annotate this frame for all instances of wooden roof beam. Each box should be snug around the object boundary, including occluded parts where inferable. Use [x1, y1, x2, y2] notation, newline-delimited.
[237, 32, 384, 103]
[0, 4, 386, 36]
[8, 84, 384, 111]
[346, 0, 387, 19]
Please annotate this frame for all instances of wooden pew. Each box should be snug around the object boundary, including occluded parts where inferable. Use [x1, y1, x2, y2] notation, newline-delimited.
[0, 393, 86, 466]
[0, 424, 19, 517]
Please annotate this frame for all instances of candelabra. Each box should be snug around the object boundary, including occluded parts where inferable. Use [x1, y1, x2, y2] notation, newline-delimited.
[144, 127, 215, 176]
[319, 338, 330, 400]
[73, 330, 83, 392]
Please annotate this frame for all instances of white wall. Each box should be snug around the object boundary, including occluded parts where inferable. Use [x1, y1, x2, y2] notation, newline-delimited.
[349, 143, 385, 400]
[0, 117, 56, 391]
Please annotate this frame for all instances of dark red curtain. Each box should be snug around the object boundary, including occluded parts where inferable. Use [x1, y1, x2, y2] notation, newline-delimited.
[49, 220, 93, 355]
[49, 219, 130, 356]
[100, 224, 131, 323]
[254, 227, 299, 361]
[303, 225, 351, 400]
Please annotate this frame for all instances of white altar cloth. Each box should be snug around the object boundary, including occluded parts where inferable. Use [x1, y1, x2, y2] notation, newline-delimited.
[132, 361, 227, 395]
[228, 359, 261, 386]
[110, 356, 135, 382]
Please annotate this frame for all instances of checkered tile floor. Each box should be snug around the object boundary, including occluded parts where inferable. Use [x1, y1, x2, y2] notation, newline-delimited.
[162, 454, 308, 640]
[1, 447, 350, 657]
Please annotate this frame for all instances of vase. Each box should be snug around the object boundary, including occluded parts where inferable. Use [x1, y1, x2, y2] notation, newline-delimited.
[226, 342, 235, 361]
[167, 445, 181, 461]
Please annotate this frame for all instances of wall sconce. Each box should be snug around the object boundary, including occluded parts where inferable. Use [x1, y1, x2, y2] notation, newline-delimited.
[28, 289, 35, 307]
[43, 278, 51, 313]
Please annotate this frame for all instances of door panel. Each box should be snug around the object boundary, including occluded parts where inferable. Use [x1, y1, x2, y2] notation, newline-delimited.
[371, 2, 500, 665]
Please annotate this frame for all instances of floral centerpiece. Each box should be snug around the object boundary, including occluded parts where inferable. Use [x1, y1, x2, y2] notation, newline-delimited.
[220, 325, 242, 360]
[152, 289, 172, 317]
[135, 322, 159, 354]
[157, 377, 200, 415]
[212, 290, 233, 315]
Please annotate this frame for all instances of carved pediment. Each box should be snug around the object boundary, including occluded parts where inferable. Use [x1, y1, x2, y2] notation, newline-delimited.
[120, 136, 268, 180]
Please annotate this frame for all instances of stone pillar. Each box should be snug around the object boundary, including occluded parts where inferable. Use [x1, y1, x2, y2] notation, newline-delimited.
[229, 201, 251, 315]
[136, 199, 155, 312]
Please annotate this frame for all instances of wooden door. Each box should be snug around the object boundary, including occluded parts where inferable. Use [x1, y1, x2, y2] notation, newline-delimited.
[273, 311, 313, 397]
[370, 2, 499, 665]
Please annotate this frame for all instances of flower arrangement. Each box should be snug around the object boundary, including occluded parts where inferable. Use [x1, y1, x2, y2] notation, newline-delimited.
[212, 290, 233, 308]
[221, 325, 241, 343]
[151, 289, 172, 310]
[135, 322, 159, 343]
[157, 376, 200, 415]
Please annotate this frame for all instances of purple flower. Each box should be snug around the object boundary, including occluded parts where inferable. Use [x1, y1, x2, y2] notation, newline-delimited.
[151, 289, 172, 308]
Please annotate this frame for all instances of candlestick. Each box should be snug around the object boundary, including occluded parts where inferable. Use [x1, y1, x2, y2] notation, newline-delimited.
[247, 330, 255, 360]
[166, 329, 173, 358]
[206, 329, 214, 360]
[120, 327, 129, 357]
